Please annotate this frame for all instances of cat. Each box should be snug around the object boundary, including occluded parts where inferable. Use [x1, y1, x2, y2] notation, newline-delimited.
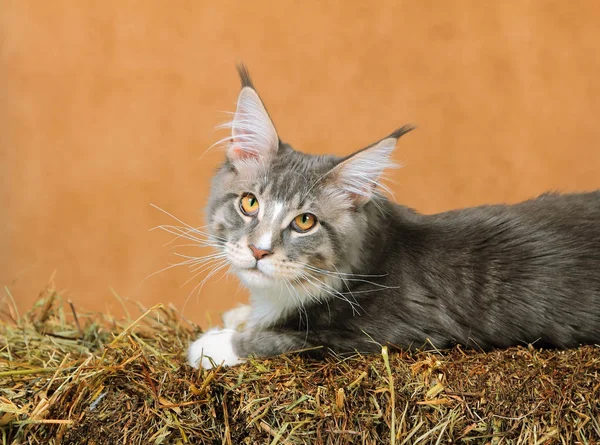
[187, 65, 600, 369]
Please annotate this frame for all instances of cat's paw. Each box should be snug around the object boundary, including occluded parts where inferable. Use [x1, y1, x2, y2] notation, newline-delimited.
[187, 328, 244, 369]
[222, 304, 252, 331]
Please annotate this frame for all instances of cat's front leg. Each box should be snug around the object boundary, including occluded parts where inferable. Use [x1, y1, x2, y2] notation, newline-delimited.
[232, 329, 318, 362]
[188, 328, 244, 369]
[187, 304, 253, 369]
[187, 328, 316, 369]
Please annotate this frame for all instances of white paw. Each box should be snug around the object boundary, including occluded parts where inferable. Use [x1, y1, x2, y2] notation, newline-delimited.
[187, 328, 244, 369]
[222, 304, 252, 331]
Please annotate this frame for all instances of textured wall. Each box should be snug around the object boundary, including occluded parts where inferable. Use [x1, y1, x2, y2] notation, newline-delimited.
[2, 1, 599, 326]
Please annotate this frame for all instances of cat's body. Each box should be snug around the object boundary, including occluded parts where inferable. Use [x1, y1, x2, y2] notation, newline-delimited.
[249, 191, 600, 354]
[187, 66, 600, 369]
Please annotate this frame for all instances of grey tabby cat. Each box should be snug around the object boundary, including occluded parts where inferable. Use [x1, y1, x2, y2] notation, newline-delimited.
[188, 65, 600, 369]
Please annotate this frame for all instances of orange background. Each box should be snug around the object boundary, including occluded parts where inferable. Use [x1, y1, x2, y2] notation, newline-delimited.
[2, 1, 599, 327]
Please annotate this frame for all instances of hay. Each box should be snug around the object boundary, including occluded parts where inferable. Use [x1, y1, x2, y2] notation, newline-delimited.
[1, 287, 599, 444]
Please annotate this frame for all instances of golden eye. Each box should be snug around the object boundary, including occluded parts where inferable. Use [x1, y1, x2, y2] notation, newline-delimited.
[292, 213, 317, 232]
[240, 193, 259, 216]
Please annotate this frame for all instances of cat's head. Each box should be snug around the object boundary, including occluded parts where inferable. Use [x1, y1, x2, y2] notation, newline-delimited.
[206, 65, 413, 306]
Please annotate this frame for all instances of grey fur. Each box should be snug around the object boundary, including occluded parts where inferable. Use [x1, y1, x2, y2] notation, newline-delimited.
[201, 66, 600, 361]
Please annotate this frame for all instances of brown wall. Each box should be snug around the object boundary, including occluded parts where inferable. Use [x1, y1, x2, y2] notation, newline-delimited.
[2, 1, 600, 327]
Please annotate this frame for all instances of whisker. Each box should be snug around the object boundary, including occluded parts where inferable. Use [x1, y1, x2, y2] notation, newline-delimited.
[150, 204, 227, 241]
[282, 279, 301, 328]
[332, 263, 361, 316]
[140, 257, 199, 285]
[284, 278, 309, 336]
[291, 277, 321, 305]
[181, 259, 231, 316]
[298, 270, 362, 316]
[188, 255, 229, 274]
[208, 262, 233, 287]
[150, 204, 200, 230]
[303, 264, 388, 279]
[181, 258, 229, 287]
[152, 224, 226, 244]
[167, 243, 220, 250]
[151, 228, 224, 249]
[306, 272, 362, 313]
[173, 251, 227, 262]
[150, 222, 214, 233]
[196, 261, 231, 294]
[287, 278, 312, 346]
[304, 264, 397, 289]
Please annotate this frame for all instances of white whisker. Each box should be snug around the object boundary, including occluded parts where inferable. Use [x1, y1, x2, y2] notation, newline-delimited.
[150, 204, 200, 230]
[285, 278, 309, 338]
[298, 270, 362, 316]
[183, 259, 230, 309]
[180, 259, 228, 319]
[173, 251, 227, 262]
[151, 224, 226, 245]
[303, 264, 388, 279]
[188, 256, 229, 274]
[140, 257, 199, 284]
[332, 263, 360, 316]
[180, 258, 228, 288]
[304, 264, 397, 289]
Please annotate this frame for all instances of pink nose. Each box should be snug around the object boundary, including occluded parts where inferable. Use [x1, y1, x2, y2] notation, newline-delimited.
[249, 244, 272, 260]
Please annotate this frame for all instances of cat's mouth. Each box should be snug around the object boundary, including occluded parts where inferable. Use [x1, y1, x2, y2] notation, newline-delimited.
[237, 266, 274, 288]
[245, 267, 266, 276]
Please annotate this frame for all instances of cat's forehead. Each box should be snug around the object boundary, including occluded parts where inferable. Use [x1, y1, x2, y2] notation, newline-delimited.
[259, 148, 339, 203]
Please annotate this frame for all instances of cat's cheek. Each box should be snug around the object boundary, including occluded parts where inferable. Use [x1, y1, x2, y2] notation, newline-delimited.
[226, 239, 256, 270]
[187, 328, 244, 369]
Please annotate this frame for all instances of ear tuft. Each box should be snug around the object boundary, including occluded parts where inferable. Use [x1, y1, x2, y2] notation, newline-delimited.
[387, 124, 416, 140]
[236, 63, 255, 89]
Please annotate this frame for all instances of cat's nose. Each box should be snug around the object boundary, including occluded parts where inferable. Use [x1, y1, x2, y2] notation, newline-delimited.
[249, 244, 272, 260]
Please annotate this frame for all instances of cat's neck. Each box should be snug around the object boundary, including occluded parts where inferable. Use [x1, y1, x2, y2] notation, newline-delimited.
[246, 267, 354, 328]
[346, 197, 420, 274]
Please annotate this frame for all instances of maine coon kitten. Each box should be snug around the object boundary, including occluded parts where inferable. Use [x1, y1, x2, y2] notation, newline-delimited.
[188, 65, 600, 369]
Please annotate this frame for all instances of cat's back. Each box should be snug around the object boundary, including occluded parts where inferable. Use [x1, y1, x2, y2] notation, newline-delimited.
[378, 189, 600, 273]
[429, 189, 600, 243]
[415, 190, 600, 280]
[514, 189, 600, 219]
[436, 190, 598, 283]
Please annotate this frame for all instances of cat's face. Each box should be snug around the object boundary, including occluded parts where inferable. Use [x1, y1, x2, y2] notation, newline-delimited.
[207, 148, 364, 292]
[205, 66, 412, 303]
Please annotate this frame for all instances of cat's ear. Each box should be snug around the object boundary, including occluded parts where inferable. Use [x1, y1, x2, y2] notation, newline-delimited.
[226, 65, 279, 163]
[329, 125, 414, 205]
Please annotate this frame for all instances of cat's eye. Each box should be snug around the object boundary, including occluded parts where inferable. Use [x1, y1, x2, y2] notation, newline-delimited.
[240, 193, 259, 216]
[291, 213, 317, 233]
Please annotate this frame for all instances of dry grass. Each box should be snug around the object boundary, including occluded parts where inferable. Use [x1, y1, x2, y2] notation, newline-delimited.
[1, 285, 599, 444]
